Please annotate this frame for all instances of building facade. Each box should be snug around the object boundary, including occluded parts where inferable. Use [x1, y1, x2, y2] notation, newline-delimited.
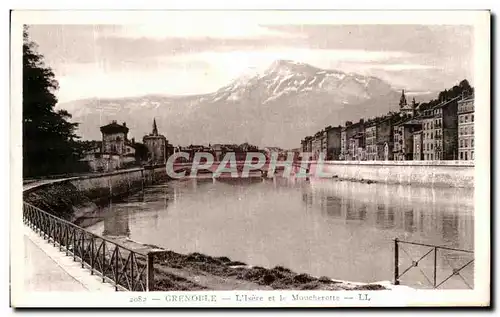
[433, 96, 460, 160]
[340, 122, 352, 160]
[143, 118, 170, 165]
[325, 126, 342, 160]
[364, 124, 377, 161]
[393, 118, 422, 161]
[100, 121, 129, 155]
[413, 130, 423, 160]
[420, 113, 435, 161]
[376, 118, 395, 161]
[346, 120, 365, 160]
[458, 95, 475, 161]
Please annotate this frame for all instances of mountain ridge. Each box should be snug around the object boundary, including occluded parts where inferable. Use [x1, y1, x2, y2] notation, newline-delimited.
[58, 60, 435, 148]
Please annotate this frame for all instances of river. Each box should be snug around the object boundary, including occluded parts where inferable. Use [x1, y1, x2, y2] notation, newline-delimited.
[86, 176, 474, 289]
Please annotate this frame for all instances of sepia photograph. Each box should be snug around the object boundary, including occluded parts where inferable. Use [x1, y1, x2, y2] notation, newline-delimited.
[9, 9, 490, 308]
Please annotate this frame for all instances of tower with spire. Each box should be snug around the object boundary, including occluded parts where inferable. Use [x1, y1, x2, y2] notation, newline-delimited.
[399, 89, 415, 117]
[152, 118, 159, 136]
[143, 118, 173, 165]
[399, 89, 407, 108]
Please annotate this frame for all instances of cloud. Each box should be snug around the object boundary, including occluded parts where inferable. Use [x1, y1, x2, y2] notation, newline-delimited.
[360, 63, 444, 71]
[28, 24, 473, 102]
[97, 22, 302, 40]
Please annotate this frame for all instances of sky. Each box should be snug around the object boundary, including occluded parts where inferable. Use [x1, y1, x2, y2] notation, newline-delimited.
[27, 21, 474, 103]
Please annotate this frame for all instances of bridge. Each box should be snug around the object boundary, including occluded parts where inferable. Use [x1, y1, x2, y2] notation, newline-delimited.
[170, 160, 312, 177]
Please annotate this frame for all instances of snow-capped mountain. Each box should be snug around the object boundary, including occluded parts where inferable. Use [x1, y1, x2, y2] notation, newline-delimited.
[59, 60, 418, 149]
[200, 59, 394, 105]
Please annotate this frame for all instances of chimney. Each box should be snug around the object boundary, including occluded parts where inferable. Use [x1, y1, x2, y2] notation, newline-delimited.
[123, 122, 127, 127]
[112, 120, 117, 124]
[131, 137, 135, 144]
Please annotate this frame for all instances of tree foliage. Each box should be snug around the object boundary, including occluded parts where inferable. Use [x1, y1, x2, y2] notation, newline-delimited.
[23, 26, 83, 177]
[418, 79, 473, 112]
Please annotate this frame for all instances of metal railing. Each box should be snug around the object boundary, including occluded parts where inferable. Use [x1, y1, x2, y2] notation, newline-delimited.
[394, 238, 474, 289]
[23, 202, 162, 291]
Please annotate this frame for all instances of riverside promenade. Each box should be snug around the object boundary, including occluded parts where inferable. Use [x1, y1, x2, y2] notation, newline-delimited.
[21, 180, 115, 293]
[23, 227, 114, 292]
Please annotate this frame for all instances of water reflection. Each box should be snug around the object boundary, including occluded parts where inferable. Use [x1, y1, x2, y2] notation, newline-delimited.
[87, 177, 474, 289]
[302, 179, 474, 250]
[102, 203, 131, 238]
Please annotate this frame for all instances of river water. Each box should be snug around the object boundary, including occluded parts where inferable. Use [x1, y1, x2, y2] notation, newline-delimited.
[87, 176, 474, 289]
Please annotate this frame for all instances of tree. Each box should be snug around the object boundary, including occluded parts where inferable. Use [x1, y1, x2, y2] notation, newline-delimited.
[23, 26, 81, 177]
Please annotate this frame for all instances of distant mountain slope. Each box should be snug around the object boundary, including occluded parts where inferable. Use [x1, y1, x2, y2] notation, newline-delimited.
[59, 60, 432, 149]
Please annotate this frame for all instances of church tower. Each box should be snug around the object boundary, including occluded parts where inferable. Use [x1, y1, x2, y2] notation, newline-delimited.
[152, 118, 158, 136]
[399, 89, 415, 117]
[143, 118, 168, 165]
[399, 89, 407, 108]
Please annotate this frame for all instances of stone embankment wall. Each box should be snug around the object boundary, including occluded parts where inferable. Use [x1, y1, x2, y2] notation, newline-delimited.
[23, 165, 167, 223]
[307, 160, 474, 188]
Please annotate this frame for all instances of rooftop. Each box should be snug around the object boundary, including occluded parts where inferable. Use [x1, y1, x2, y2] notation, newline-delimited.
[100, 121, 129, 134]
[432, 96, 461, 110]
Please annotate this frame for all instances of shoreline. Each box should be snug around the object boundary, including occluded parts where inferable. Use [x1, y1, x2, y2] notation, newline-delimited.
[104, 236, 388, 291]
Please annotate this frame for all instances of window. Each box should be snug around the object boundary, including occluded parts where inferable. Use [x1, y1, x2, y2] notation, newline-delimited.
[460, 116, 464, 123]
[460, 140, 463, 148]
[471, 139, 474, 147]
[431, 143, 434, 150]
[465, 152, 468, 160]
[431, 133, 433, 139]
[472, 126, 474, 135]
[460, 151, 464, 160]
[471, 151, 474, 160]
[430, 154, 434, 160]
[464, 115, 468, 122]
[472, 114, 474, 122]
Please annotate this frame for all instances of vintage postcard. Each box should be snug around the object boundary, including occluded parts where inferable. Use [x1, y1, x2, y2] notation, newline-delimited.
[10, 10, 490, 308]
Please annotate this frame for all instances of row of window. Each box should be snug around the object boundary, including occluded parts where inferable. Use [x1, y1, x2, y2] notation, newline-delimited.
[459, 139, 474, 148]
[423, 130, 441, 140]
[459, 151, 474, 160]
[420, 140, 443, 152]
[424, 119, 442, 130]
[459, 126, 474, 135]
[458, 102, 474, 113]
[459, 114, 474, 123]
[422, 153, 441, 160]
[414, 153, 442, 160]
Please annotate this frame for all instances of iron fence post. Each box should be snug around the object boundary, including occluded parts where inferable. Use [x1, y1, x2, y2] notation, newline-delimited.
[102, 241, 106, 283]
[81, 232, 85, 268]
[73, 227, 77, 261]
[114, 247, 119, 291]
[394, 238, 400, 285]
[146, 252, 154, 292]
[58, 223, 62, 251]
[130, 253, 135, 291]
[90, 237, 95, 275]
[433, 247, 437, 288]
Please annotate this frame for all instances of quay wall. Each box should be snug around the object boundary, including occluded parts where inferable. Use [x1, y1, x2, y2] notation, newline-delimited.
[307, 160, 474, 188]
[23, 165, 167, 222]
